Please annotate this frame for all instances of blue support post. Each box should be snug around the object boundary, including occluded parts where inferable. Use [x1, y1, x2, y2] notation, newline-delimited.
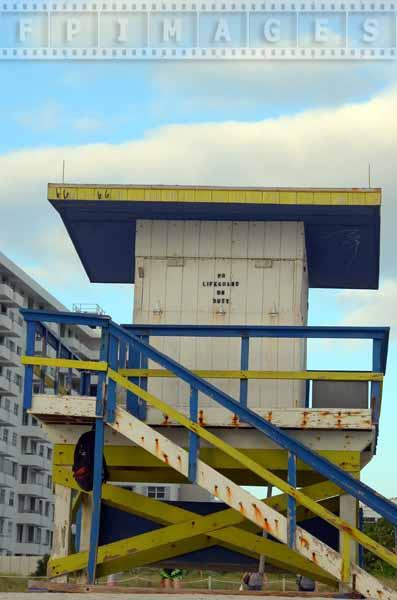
[126, 343, 140, 417]
[80, 372, 91, 396]
[87, 329, 108, 584]
[23, 321, 36, 410]
[371, 339, 382, 426]
[358, 507, 364, 568]
[288, 452, 297, 549]
[239, 335, 249, 408]
[138, 335, 148, 420]
[106, 334, 119, 424]
[54, 338, 60, 395]
[75, 505, 82, 553]
[188, 386, 199, 483]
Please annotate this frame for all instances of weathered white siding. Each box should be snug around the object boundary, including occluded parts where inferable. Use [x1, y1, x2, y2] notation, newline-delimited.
[134, 220, 308, 418]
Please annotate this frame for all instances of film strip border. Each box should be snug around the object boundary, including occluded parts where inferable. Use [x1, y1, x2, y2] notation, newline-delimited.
[1, 2, 397, 60]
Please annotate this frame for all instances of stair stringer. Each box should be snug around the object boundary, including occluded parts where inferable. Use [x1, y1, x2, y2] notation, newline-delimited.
[109, 405, 397, 600]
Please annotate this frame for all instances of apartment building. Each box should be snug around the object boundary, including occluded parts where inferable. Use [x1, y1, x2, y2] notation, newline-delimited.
[0, 251, 101, 556]
[0, 251, 213, 556]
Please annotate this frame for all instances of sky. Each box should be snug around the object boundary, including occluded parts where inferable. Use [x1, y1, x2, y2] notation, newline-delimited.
[1, 16, 397, 499]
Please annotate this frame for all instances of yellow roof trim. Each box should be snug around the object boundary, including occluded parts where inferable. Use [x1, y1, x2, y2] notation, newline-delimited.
[48, 183, 381, 207]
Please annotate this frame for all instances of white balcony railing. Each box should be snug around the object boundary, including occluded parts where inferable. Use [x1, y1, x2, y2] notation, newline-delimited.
[0, 374, 20, 397]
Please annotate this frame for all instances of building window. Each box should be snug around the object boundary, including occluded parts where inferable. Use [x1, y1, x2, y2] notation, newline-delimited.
[27, 526, 34, 543]
[21, 466, 28, 484]
[4, 399, 10, 412]
[147, 486, 166, 500]
[44, 502, 50, 517]
[47, 475, 52, 489]
[7, 522, 12, 537]
[16, 525, 23, 543]
[2, 429, 8, 443]
[35, 528, 41, 545]
[13, 403, 18, 416]
[0, 489, 5, 504]
[45, 530, 50, 546]
[8, 492, 14, 507]
[22, 411, 29, 426]
[47, 448, 52, 461]
[39, 445, 44, 457]
[12, 432, 17, 447]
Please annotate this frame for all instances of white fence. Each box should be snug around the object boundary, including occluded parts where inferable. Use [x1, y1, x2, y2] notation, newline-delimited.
[0, 556, 40, 576]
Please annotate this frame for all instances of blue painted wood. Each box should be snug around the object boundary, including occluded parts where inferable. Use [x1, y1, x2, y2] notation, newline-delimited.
[109, 322, 397, 525]
[239, 336, 249, 408]
[371, 339, 382, 425]
[288, 452, 297, 549]
[106, 335, 119, 424]
[87, 418, 105, 584]
[87, 329, 108, 584]
[22, 321, 36, 410]
[188, 387, 199, 483]
[75, 505, 82, 553]
[138, 335, 148, 421]
[126, 343, 141, 417]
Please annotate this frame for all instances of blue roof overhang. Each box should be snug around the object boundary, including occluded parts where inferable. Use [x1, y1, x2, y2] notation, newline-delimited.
[50, 200, 380, 289]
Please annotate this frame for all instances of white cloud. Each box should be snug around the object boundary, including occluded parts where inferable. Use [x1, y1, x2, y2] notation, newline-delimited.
[2, 86, 397, 306]
[339, 280, 397, 334]
[13, 102, 62, 132]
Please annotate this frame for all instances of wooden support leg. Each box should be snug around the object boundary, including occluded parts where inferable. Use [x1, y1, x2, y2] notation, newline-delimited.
[52, 484, 72, 583]
[76, 493, 93, 583]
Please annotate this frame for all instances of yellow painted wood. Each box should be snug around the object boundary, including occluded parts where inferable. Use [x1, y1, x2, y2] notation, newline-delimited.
[48, 184, 381, 207]
[51, 468, 336, 584]
[341, 531, 352, 584]
[119, 368, 383, 382]
[107, 368, 397, 569]
[22, 356, 108, 372]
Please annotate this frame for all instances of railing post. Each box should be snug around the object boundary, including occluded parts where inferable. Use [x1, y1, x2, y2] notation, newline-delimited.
[371, 339, 382, 426]
[287, 451, 297, 549]
[188, 386, 199, 482]
[126, 343, 141, 418]
[239, 335, 249, 408]
[106, 334, 119, 424]
[358, 507, 364, 568]
[39, 329, 48, 394]
[138, 335, 149, 420]
[23, 320, 36, 410]
[87, 328, 108, 585]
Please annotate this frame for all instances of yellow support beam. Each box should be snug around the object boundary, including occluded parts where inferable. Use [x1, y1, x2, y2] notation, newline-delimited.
[22, 356, 108, 371]
[341, 532, 352, 584]
[107, 369, 397, 570]
[48, 183, 381, 207]
[119, 368, 383, 382]
[51, 468, 338, 584]
[53, 445, 361, 474]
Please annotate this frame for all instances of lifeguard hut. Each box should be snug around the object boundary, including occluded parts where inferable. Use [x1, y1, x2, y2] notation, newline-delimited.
[20, 184, 397, 598]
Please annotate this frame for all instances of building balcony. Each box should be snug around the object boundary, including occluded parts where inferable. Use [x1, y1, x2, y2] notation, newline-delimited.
[0, 503, 17, 520]
[0, 472, 17, 489]
[17, 483, 52, 499]
[0, 283, 24, 307]
[20, 424, 49, 441]
[14, 541, 47, 555]
[0, 374, 20, 397]
[0, 345, 19, 367]
[0, 439, 17, 457]
[0, 405, 19, 427]
[0, 314, 23, 338]
[16, 511, 51, 528]
[19, 453, 50, 470]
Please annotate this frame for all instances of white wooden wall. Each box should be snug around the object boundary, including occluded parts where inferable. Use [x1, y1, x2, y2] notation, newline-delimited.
[134, 220, 308, 416]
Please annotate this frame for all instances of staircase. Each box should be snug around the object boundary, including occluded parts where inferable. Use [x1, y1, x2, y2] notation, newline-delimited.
[20, 310, 397, 599]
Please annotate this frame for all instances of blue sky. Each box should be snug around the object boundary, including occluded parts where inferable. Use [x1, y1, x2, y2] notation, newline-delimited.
[0, 42, 396, 499]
